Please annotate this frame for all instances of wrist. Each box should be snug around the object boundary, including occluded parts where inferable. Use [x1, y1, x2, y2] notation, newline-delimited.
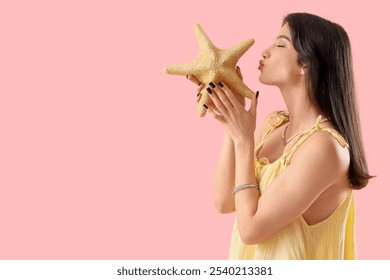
[234, 138, 254, 152]
[224, 132, 233, 140]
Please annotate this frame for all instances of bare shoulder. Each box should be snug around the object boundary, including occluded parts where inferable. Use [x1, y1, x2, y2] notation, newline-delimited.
[291, 130, 350, 179]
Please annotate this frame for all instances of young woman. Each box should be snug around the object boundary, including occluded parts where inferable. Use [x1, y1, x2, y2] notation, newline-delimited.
[187, 13, 372, 259]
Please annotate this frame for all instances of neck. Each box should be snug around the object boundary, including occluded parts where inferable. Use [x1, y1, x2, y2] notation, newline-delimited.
[279, 84, 321, 134]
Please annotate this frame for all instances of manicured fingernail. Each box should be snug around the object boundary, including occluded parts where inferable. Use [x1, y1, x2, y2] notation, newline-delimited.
[206, 87, 212, 94]
[186, 75, 189, 79]
[209, 82, 215, 88]
[236, 65, 240, 69]
[203, 104, 208, 109]
[218, 82, 224, 88]
[197, 93, 200, 97]
[256, 91, 259, 99]
[198, 81, 202, 86]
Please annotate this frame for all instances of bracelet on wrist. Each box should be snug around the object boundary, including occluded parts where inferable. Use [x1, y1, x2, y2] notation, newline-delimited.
[232, 183, 259, 195]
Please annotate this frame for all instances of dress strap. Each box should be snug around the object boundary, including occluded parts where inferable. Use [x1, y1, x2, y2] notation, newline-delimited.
[254, 111, 289, 156]
[282, 115, 349, 165]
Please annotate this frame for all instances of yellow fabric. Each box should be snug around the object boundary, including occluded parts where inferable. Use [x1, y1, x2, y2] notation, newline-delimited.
[229, 111, 356, 260]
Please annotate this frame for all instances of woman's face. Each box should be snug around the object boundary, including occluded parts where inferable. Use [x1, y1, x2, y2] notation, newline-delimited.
[259, 24, 303, 87]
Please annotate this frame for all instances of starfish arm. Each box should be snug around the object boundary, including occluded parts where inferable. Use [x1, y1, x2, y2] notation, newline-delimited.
[223, 68, 255, 99]
[221, 38, 255, 65]
[164, 59, 201, 76]
[194, 23, 218, 55]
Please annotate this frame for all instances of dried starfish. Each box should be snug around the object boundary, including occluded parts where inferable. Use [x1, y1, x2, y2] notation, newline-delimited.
[165, 24, 255, 117]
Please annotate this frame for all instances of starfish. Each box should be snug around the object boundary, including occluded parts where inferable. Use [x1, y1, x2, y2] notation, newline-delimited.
[164, 24, 255, 117]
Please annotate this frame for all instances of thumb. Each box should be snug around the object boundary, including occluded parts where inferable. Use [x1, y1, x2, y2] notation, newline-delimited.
[249, 91, 259, 115]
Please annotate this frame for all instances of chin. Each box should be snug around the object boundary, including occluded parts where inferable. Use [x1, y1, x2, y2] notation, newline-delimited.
[259, 75, 273, 85]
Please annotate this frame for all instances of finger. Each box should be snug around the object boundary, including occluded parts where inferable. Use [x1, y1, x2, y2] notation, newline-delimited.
[187, 75, 201, 86]
[196, 92, 201, 103]
[214, 81, 242, 109]
[204, 103, 225, 122]
[197, 81, 205, 92]
[236, 66, 243, 81]
[195, 82, 205, 103]
[208, 102, 222, 116]
[206, 84, 229, 116]
[249, 91, 259, 115]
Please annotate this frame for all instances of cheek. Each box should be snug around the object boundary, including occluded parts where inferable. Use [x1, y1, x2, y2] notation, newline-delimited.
[259, 59, 297, 85]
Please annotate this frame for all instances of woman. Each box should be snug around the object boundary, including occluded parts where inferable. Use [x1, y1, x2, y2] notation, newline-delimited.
[188, 13, 372, 259]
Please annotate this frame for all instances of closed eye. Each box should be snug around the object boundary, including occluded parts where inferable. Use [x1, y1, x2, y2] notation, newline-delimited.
[277, 45, 286, 48]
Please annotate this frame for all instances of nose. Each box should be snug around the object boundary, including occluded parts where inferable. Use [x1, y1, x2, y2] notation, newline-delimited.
[261, 48, 270, 58]
[261, 45, 271, 58]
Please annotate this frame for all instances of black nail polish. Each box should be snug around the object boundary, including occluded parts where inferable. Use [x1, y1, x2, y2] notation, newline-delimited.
[206, 87, 212, 94]
[256, 91, 259, 99]
[203, 104, 208, 109]
[197, 93, 200, 97]
[209, 82, 215, 88]
[236, 65, 240, 69]
[198, 81, 202, 86]
[218, 82, 224, 88]
[186, 75, 189, 79]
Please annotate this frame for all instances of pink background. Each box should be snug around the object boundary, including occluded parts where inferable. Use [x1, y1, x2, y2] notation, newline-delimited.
[0, 0, 388, 259]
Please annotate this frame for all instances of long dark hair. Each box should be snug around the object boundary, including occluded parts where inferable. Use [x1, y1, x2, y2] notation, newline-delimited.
[283, 13, 373, 189]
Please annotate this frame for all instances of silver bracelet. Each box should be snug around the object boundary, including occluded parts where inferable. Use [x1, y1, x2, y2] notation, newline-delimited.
[232, 183, 259, 195]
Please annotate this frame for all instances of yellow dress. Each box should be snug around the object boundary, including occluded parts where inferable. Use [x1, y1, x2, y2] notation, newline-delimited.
[229, 111, 356, 260]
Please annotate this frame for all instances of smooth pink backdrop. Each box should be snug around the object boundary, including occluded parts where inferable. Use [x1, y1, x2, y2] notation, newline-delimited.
[0, 0, 388, 259]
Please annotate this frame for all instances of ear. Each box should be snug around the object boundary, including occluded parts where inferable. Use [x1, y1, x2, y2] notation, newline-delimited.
[299, 64, 307, 75]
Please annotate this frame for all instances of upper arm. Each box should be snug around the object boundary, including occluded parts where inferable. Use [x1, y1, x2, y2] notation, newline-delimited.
[247, 132, 349, 243]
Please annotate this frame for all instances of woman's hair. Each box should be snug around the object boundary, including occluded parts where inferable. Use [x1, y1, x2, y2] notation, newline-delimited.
[283, 13, 373, 189]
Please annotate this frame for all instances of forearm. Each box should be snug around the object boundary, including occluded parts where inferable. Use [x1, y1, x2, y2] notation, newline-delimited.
[213, 132, 236, 213]
[233, 139, 260, 239]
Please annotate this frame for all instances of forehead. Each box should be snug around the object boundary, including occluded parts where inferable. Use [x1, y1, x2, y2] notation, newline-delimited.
[276, 24, 291, 39]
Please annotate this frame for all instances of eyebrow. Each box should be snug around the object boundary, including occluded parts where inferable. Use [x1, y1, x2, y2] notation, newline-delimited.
[276, 35, 291, 41]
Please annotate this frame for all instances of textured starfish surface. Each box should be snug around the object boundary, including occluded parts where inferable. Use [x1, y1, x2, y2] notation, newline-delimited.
[165, 24, 255, 117]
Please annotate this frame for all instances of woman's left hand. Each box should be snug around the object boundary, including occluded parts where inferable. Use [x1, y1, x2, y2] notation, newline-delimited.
[206, 82, 259, 144]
